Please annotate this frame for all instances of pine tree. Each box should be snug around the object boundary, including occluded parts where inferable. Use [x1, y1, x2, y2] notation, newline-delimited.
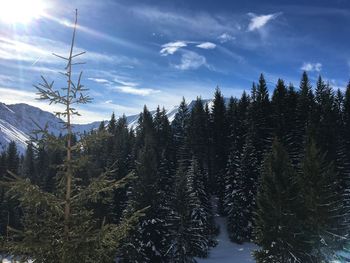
[250, 74, 272, 163]
[169, 157, 213, 262]
[185, 157, 210, 258]
[0, 151, 8, 237]
[2, 10, 142, 262]
[294, 71, 314, 162]
[6, 141, 19, 175]
[343, 81, 350, 161]
[188, 97, 210, 184]
[313, 76, 338, 161]
[225, 133, 259, 243]
[23, 142, 36, 183]
[120, 107, 170, 263]
[172, 98, 190, 166]
[211, 88, 228, 214]
[169, 166, 195, 263]
[298, 139, 346, 261]
[271, 79, 288, 142]
[254, 139, 306, 263]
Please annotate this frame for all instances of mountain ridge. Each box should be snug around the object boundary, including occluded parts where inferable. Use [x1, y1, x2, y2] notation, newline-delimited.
[0, 99, 212, 153]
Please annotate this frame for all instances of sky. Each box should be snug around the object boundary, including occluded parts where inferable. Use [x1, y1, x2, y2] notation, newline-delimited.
[0, 0, 350, 123]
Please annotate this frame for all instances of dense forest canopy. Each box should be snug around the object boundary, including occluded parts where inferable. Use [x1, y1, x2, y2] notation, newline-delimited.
[1, 71, 350, 262]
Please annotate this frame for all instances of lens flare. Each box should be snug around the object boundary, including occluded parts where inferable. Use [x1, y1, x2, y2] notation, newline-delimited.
[0, 0, 46, 24]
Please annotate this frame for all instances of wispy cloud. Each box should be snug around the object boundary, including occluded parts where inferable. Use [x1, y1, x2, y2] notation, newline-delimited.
[113, 77, 139, 87]
[160, 41, 187, 56]
[247, 12, 282, 31]
[113, 86, 161, 96]
[218, 33, 235, 43]
[0, 35, 139, 66]
[196, 42, 216, 49]
[301, 62, 322, 72]
[88, 78, 111, 84]
[175, 51, 208, 70]
[131, 5, 239, 38]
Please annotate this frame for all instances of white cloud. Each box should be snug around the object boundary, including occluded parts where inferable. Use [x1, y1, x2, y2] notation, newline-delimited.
[196, 42, 216, 49]
[248, 12, 282, 31]
[218, 33, 235, 43]
[0, 35, 139, 66]
[132, 6, 238, 38]
[301, 62, 322, 72]
[160, 41, 188, 56]
[88, 78, 110, 84]
[113, 77, 139, 87]
[175, 51, 207, 70]
[113, 86, 161, 96]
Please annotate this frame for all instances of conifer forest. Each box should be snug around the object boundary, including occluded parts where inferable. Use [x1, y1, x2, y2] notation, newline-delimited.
[1, 1, 350, 263]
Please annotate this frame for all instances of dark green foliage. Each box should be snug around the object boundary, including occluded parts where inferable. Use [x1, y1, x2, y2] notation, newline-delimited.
[1, 69, 350, 263]
[249, 74, 272, 163]
[119, 107, 171, 263]
[225, 134, 259, 243]
[23, 143, 36, 183]
[254, 140, 306, 263]
[298, 140, 347, 261]
[172, 97, 191, 169]
[211, 88, 228, 214]
[1, 11, 142, 262]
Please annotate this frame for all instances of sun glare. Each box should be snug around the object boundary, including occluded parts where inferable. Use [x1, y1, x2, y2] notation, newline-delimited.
[0, 0, 46, 24]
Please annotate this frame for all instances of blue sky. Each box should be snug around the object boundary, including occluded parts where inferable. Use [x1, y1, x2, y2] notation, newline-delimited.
[0, 0, 350, 123]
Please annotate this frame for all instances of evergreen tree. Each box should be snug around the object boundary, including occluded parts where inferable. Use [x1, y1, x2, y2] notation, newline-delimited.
[298, 139, 346, 261]
[343, 81, 350, 161]
[23, 142, 36, 183]
[172, 97, 190, 168]
[169, 166, 195, 263]
[6, 141, 19, 175]
[294, 71, 314, 162]
[271, 79, 288, 142]
[185, 157, 210, 258]
[2, 11, 141, 262]
[169, 157, 213, 262]
[225, 133, 259, 243]
[250, 74, 272, 163]
[120, 107, 170, 263]
[211, 88, 228, 214]
[188, 97, 210, 182]
[254, 139, 306, 262]
[313, 76, 338, 161]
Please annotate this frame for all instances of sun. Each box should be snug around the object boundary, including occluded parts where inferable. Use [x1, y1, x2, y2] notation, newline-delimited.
[0, 0, 46, 24]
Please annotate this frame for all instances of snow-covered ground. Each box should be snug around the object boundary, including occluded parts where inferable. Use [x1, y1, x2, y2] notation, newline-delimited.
[196, 197, 257, 263]
[197, 215, 256, 263]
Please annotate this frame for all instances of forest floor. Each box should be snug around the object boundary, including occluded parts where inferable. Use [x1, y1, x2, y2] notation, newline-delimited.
[196, 198, 257, 263]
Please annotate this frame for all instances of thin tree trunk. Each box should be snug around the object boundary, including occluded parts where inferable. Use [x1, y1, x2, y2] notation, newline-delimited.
[63, 7, 78, 244]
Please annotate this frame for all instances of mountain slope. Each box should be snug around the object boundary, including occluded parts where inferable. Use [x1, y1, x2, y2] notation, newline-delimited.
[0, 98, 227, 153]
[0, 102, 101, 152]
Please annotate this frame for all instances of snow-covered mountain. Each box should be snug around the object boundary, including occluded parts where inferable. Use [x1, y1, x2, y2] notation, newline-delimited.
[0, 102, 102, 153]
[0, 98, 227, 153]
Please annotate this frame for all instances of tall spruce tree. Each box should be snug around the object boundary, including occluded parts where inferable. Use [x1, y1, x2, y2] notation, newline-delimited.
[120, 106, 170, 263]
[298, 139, 346, 261]
[2, 10, 142, 262]
[23, 143, 36, 183]
[254, 139, 306, 262]
[294, 72, 314, 162]
[250, 74, 272, 163]
[343, 82, 350, 161]
[225, 133, 259, 243]
[211, 88, 228, 214]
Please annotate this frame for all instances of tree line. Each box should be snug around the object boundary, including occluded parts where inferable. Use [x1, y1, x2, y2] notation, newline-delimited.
[1, 71, 350, 262]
